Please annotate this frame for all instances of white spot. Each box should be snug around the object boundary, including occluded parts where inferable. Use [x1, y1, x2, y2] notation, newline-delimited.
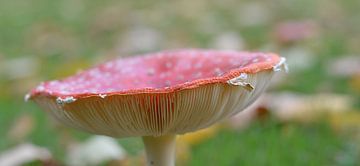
[56, 96, 77, 105]
[238, 73, 248, 80]
[227, 73, 254, 91]
[252, 58, 259, 63]
[36, 85, 45, 92]
[273, 57, 288, 72]
[99, 94, 107, 98]
[24, 93, 31, 102]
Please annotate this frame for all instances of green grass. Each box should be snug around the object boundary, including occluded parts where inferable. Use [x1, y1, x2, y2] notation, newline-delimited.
[191, 119, 356, 166]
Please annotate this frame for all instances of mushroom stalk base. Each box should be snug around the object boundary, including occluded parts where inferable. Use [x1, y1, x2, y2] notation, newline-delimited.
[142, 135, 176, 166]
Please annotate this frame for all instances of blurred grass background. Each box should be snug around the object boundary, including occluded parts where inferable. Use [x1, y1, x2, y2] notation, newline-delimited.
[0, 0, 360, 165]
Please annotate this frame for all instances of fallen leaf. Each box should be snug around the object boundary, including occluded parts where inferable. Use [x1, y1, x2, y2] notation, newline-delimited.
[66, 136, 127, 166]
[0, 57, 39, 80]
[280, 46, 315, 72]
[0, 144, 52, 166]
[327, 55, 360, 77]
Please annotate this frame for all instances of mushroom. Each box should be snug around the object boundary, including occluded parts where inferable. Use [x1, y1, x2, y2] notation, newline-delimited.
[26, 49, 287, 166]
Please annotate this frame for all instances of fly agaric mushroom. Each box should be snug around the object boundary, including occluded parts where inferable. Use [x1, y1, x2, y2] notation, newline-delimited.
[26, 49, 287, 166]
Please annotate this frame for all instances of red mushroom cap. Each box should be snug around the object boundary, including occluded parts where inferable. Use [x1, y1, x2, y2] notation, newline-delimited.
[29, 49, 280, 98]
[28, 49, 286, 137]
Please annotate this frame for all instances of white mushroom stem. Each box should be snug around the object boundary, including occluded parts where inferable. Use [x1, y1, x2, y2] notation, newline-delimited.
[142, 135, 176, 166]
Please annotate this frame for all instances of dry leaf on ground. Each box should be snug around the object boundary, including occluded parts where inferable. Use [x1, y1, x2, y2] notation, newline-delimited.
[265, 93, 353, 122]
[66, 136, 127, 166]
[0, 144, 52, 166]
[327, 55, 360, 77]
